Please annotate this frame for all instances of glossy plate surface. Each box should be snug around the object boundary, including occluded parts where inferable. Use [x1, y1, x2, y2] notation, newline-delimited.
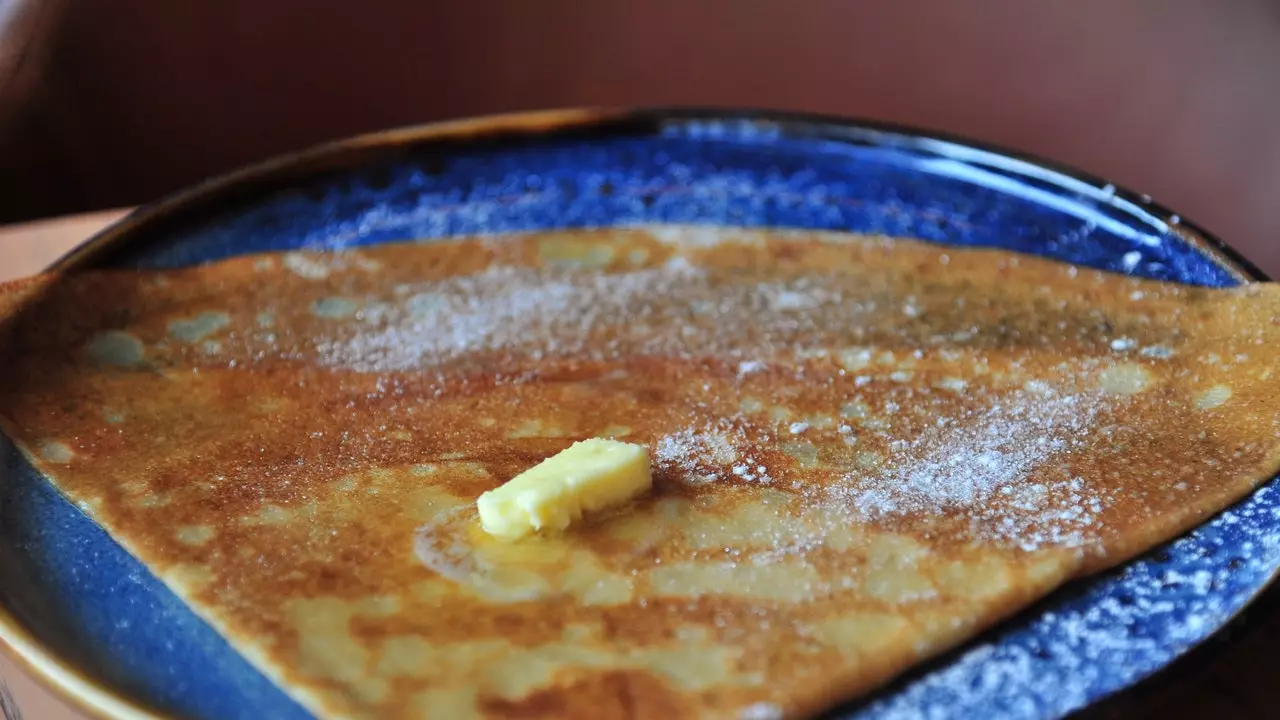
[0, 109, 1273, 720]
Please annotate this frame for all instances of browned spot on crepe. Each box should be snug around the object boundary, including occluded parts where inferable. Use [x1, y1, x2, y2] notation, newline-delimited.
[0, 227, 1277, 719]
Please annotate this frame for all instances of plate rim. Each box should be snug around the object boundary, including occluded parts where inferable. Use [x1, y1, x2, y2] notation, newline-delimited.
[0, 106, 1271, 720]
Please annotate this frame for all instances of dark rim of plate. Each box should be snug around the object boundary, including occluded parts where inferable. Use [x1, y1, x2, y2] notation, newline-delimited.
[49, 107, 1269, 284]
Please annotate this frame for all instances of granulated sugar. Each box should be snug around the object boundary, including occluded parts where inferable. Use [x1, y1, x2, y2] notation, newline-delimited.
[655, 423, 775, 486]
[313, 263, 853, 372]
[318, 264, 697, 371]
[825, 383, 1113, 550]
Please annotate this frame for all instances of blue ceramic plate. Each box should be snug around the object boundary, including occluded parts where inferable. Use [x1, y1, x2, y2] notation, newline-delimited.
[1, 109, 1274, 719]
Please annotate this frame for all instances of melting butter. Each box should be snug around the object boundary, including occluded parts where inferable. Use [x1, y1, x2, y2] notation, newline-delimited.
[476, 439, 651, 540]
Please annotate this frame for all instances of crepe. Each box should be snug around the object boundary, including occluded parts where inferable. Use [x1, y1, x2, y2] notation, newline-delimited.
[0, 226, 1277, 719]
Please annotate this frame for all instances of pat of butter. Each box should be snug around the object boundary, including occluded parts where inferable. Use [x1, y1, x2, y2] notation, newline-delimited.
[477, 439, 652, 540]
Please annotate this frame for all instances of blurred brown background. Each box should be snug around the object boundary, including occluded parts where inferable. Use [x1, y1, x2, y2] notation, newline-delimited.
[1, 0, 1278, 272]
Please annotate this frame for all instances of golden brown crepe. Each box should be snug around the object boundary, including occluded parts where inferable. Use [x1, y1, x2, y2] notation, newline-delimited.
[0, 226, 1278, 719]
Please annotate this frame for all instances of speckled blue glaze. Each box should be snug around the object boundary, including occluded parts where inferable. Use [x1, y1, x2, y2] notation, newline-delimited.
[0, 112, 1271, 720]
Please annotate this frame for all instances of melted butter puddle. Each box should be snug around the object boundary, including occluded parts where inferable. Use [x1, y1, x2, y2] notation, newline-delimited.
[414, 493, 824, 607]
[413, 505, 634, 606]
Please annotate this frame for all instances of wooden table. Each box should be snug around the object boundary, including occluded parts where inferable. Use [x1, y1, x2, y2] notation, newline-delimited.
[0, 210, 1275, 719]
